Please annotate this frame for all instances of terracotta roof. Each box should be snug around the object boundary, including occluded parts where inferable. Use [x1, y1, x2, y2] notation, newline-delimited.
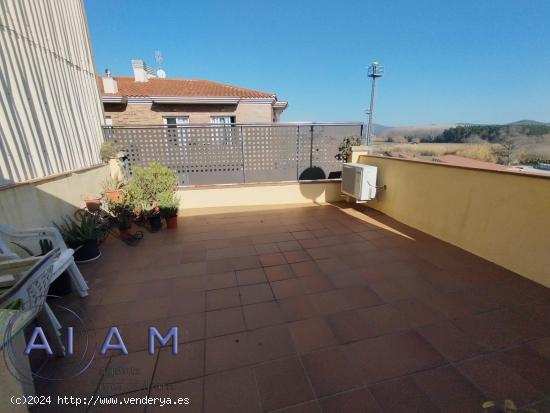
[436, 155, 510, 171]
[99, 76, 275, 99]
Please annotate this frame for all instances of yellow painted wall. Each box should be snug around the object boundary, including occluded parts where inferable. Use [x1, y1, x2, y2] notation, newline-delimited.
[356, 154, 550, 287]
[0, 165, 109, 228]
[177, 181, 342, 209]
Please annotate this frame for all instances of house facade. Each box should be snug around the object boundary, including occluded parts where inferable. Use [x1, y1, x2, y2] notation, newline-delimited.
[100, 60, 288, 126]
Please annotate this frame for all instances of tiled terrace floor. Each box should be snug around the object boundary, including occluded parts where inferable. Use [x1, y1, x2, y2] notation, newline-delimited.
[34, 203, 550, 413]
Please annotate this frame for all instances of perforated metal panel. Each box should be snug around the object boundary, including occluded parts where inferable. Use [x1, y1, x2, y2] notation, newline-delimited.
[104, 124, 363, 186]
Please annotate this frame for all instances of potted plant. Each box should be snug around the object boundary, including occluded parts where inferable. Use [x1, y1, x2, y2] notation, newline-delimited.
[159, 191, 180, 229]
[107, 196, 134, 238]
[55, 214, 102, 263]
[335, 136, 362, 162]
[100, 141, 119, 162]
[127, 162, 178, 232]
[141, 201, 162, 231]
[102, 177, 126, 203]
[82, 193, 102, 211]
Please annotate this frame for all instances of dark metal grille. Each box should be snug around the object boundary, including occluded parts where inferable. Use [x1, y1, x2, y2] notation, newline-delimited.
[104, 123, 363, 186]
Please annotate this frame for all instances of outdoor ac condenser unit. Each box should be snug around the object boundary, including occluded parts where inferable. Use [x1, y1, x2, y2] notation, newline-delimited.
[341, 163, 378, 201]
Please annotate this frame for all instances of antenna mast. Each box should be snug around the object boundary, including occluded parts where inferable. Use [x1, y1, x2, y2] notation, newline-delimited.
[155, 51, 166, 78]
[365, 61, 384, 145]
[155, 51, 163, 68]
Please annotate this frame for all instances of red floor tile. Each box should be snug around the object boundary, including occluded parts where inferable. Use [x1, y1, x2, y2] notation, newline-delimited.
[255, 357, 315, 412]
[206, 287, 241, 311]
[236, 268, 268, 285]
[458, 354, 541, 407]
[97, 350, 156, 396]
[320, 388, 381, 413]
[239, 283, 274, 305]
[291, 261, 322, 277]
[279, 295, 319, 322]
[204, 367, 261, 413]
[265, 264, 295, 282]
[356, 303, 412, 337]
[260, 253, 287, 267]
[370, 376, 438, 413]
[416, 321, 489, 362]
[242, 301, 285, 329]
[497, 345, 550, 394]
[153, 341, 204, 384]
[345, 331, 446, 384]
[289, 318, 338, 353]
[301, 347, 362, 397]
[205, 332, 249, 374]
[412, 365, 486, 413]
[206, 307, 245, 337]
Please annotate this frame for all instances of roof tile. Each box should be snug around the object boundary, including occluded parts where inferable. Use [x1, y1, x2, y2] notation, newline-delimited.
[99, 76, 274, 98]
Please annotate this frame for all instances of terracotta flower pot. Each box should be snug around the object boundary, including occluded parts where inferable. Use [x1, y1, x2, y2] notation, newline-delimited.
[84, 196, 102, 211]
[105, 190, 122, 203]
[165, 216, 178, 229]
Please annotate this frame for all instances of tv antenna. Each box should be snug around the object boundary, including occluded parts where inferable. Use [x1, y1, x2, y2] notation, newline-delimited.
[155, 51, 163, 68]
[155, 51, 166, 78]
[365, 61, 384, 145]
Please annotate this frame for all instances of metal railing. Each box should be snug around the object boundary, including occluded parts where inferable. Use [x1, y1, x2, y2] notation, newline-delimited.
[103, 123, 364, 186]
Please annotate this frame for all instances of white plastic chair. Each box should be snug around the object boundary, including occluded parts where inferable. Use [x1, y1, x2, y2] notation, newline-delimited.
[0, 249, 66, 356]
[0, 225, 89, 297]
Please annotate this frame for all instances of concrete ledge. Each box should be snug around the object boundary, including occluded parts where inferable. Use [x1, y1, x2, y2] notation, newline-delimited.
[177, 180, 342, 209]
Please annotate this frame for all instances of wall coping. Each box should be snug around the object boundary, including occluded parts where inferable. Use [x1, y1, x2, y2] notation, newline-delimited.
[356, 153, 550, 181]
[0, 164, 107, 192]
[178, 179, 341, 191]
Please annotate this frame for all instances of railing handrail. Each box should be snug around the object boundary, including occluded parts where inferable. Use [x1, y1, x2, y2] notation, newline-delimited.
[102, 122, 364, 130]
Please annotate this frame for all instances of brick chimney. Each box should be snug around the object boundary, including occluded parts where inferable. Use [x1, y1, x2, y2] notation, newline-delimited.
[102, 69, 118, 93]
[132, 59, 157, 82]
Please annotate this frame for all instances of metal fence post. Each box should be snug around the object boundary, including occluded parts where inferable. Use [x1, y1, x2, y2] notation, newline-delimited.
[240, 125, 246, 183]
[296, 125, 300, 180]
[309, 125, 314, 168]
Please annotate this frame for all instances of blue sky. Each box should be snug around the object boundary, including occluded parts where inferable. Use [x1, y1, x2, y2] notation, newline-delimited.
[84, 0, 550, 126]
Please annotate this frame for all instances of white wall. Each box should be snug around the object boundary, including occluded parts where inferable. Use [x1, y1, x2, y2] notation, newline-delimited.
[0, 165, 109, 228]
[0, 0, 105, 185]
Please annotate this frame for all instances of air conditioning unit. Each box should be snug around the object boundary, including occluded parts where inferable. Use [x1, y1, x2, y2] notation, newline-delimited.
[341, 163, 378, 201]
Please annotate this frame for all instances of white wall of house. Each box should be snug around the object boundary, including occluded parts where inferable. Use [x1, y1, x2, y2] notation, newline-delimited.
[0, 0, 105, 186]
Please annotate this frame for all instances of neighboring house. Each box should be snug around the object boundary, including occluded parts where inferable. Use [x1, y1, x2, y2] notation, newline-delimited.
[99, 60, 288, 126]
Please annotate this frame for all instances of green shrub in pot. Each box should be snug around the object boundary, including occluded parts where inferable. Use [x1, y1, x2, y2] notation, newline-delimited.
[107, 195, 134, 233]
[54, 214, 102, 262]
[127, 162, 177, 231]
[127, 162, 177, 204]
[159, 191, 180, 229]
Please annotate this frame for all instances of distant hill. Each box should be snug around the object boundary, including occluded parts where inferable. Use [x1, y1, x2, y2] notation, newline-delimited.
[375, 124, 456, 142]
[508, 120, 548, 126]
[373, 124, 391, 134]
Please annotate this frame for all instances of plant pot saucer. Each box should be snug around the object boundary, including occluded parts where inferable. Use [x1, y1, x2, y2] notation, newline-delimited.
[74, 251, 102, 264]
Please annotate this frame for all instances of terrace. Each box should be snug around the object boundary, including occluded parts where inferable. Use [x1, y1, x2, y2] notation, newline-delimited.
[2, 125, 550, 413]
[29, 194, 549, 412]
[2, 2, 549, 411]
